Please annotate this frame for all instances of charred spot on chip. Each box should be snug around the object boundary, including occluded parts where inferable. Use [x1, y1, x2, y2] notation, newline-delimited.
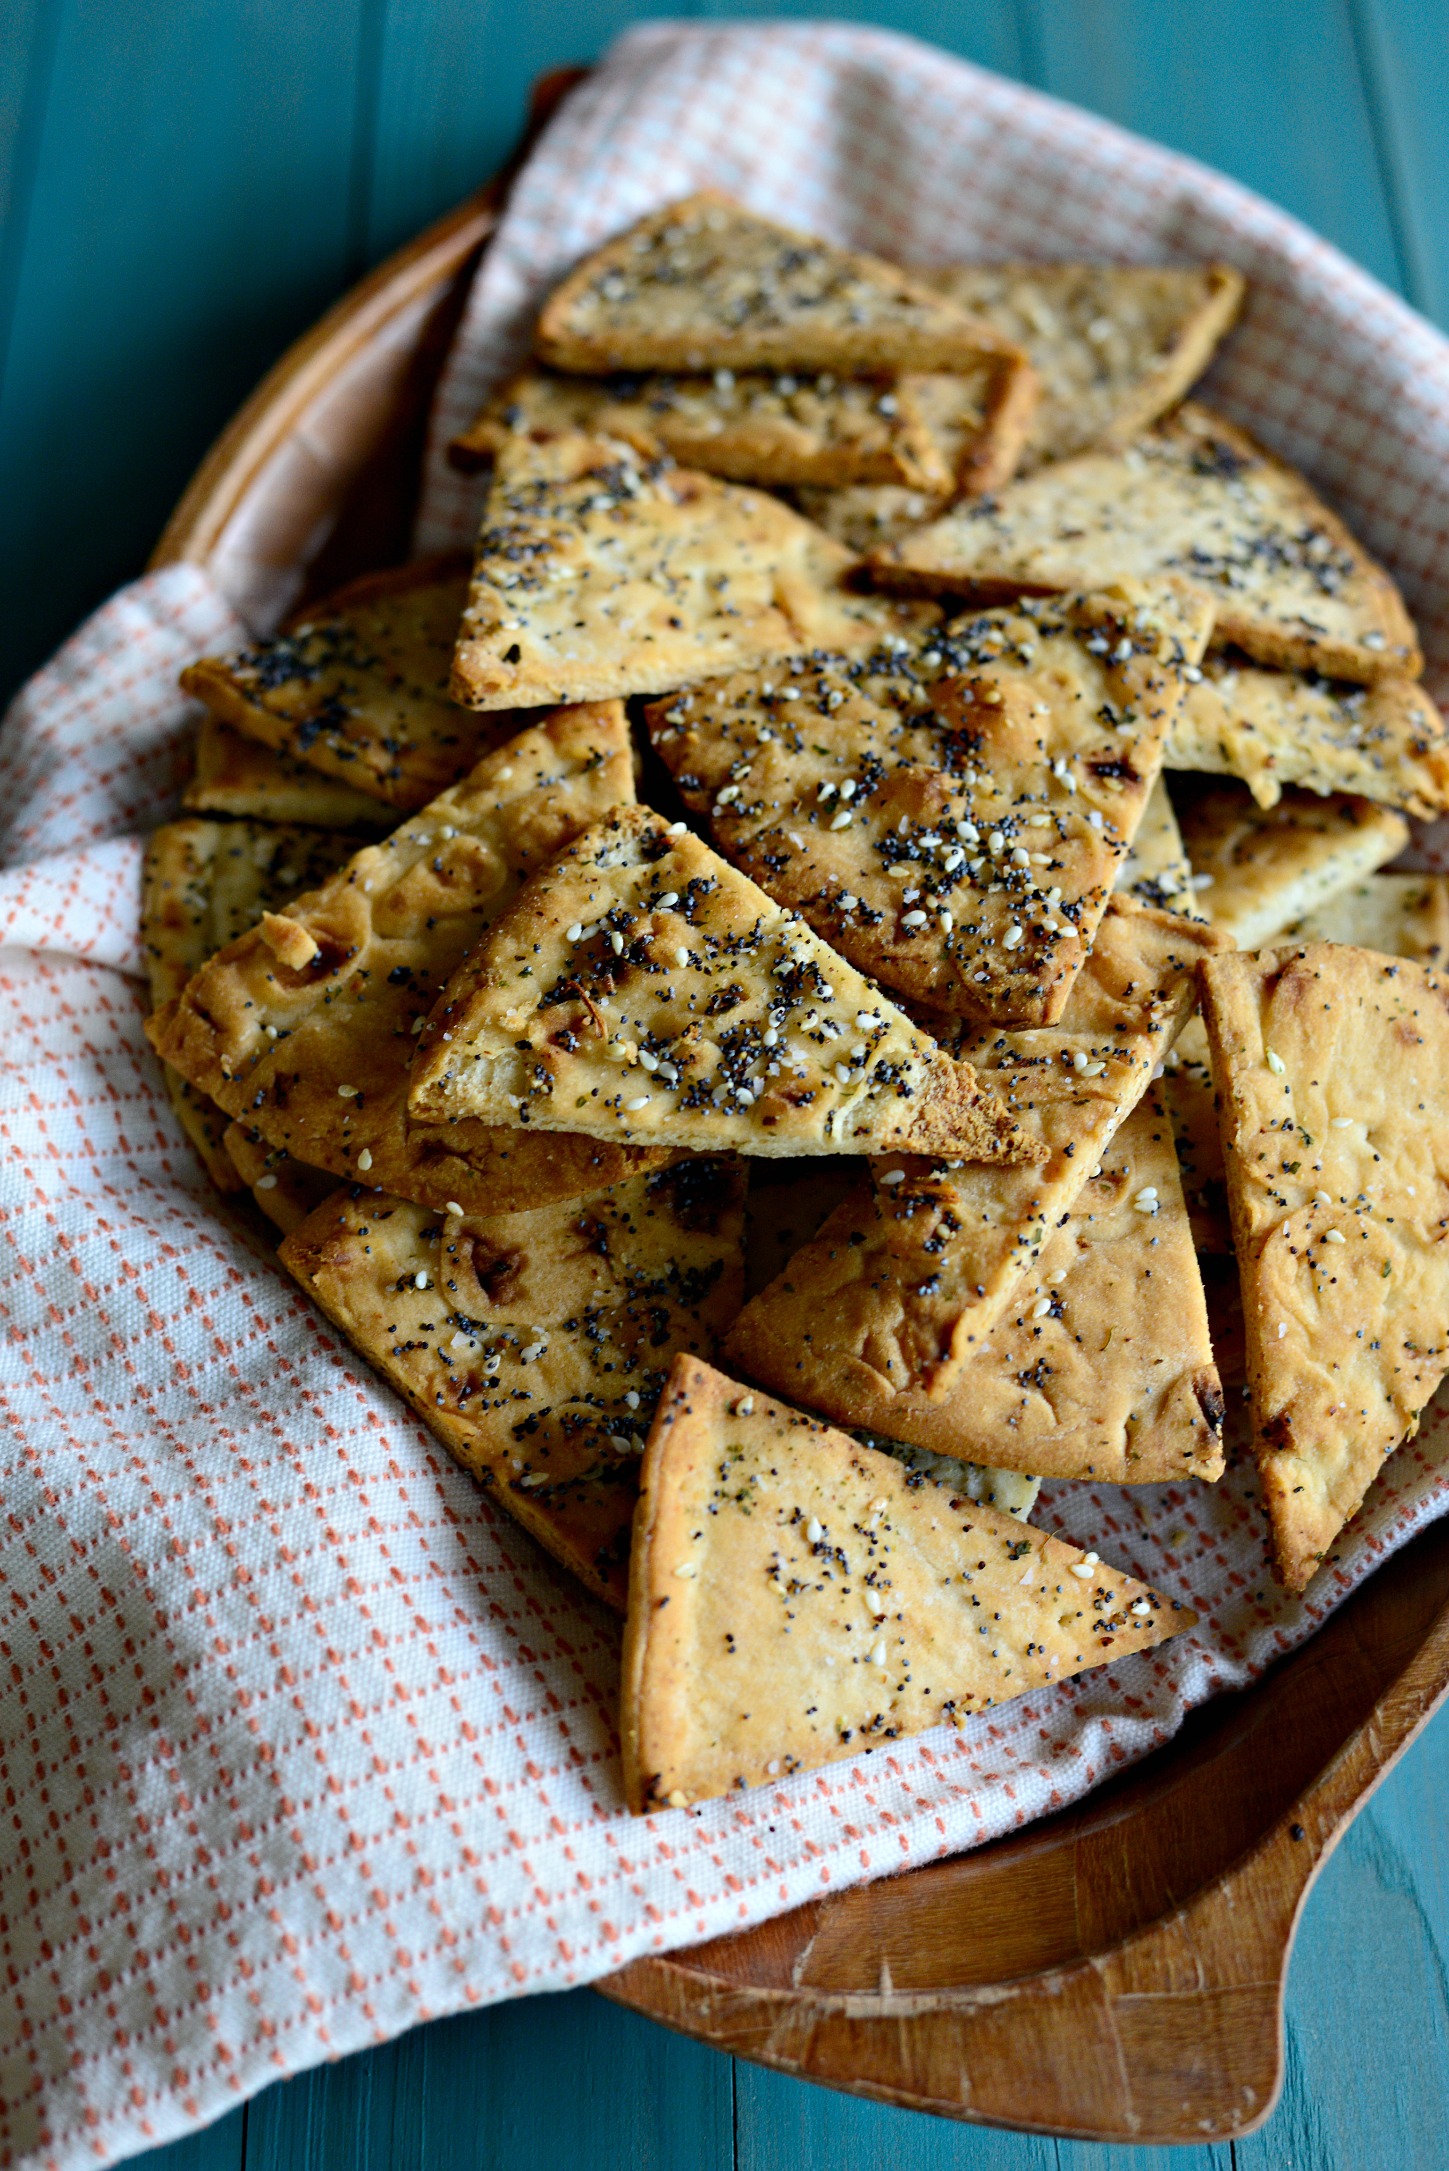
[1193, 1373, 1227, 1436]
[469, 1241, 525, 1306]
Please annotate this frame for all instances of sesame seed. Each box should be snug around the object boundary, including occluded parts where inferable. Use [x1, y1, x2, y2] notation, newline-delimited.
[414, 1271, 429, 1290]
[1031, 1297, 1052, 1318]
[1323, 1228, 1346, 1244]
[1070, 1562, 1095, 1580]
[668, 820, 688, 834]
[865, 1590, 885, 1616]
[624, 1390, 640, 1409]
[1082, 1058, 1106, 1075]
[657, 891, 678, 909]
[1130, 1598, 1153, 1617]
[673, 1561, 697, 1579]
[902, 909, 927, 927]
[256, 1174, 278, 1191]
[1265, 1048, 1286, 1075]
[1278, 1321, 1288, 1338]
[835, 1064, 852, 1084]
[338, 1083, 359, 1098]
[1315, 1189, 1331, 1205]
[1004, 925, 1024, 949]
[626, 1094, 651, 1110]
[446, 1201, 464, 1217]
[610, 931, 624, 955]
[830, 809, 854, 830]
[838, 779, 857, 801]
[939, 911, 953, 932]
[566, 922, 583, 942]
[869, 1641, 888, 1666]
[357, 1148, 373, 1172]
[881, 1168, 906, 1185]
[676, 946, 691, 967]
[736, 1397, 754, 1414]
[1332, 1116, 1354, 1128]
[1072, 1049, 1089, 1072]
[807, 1518, 824, 1543]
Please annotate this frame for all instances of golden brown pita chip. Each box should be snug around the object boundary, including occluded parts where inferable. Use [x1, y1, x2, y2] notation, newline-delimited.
[872, 405, 1420, 685]
[621, 1354, 1195, 1809]
[726, 1092, 1224, 1483]
[1282, 872, 1449, 968]
[409, 804, 1031, 1162]
[919, 263, 1245, 469]
[1168, 653, 1449, 817]
[1161, 1014, 1231, 1254]
[142, 818, 358, 1191]
[182, 557, 515, 813]
[871, 900, 1227, 1397]
[450, 433, 923, 711]
[1114, 774, 1196, 914]
[182, 715, 393, 831]
[1200, 943, 1449, 1589]
[147, 707, 667, 1216]
[280, 1161, 747, 1611]
[222, 1122, 336, 1235]
[793, 483, 951, 554]
[645, 582, 1213, 1026]
[535, 192, 1023, 376]
[1178, 782, 1408, 949]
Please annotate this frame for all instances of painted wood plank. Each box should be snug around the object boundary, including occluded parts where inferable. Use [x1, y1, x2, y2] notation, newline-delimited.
[240, 1986, 733, 2171]
[1350, 0, 1449, 327]
[0, 0, 367, 708]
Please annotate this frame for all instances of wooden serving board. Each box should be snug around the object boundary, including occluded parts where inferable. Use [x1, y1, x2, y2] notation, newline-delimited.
[149, 76, 1449, 2145]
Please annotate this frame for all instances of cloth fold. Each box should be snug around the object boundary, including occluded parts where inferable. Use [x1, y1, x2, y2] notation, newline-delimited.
[6, 22, 1449, 2170]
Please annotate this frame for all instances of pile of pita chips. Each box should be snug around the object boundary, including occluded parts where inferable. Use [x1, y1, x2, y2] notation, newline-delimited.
[1178, 782, 1408, 950]
[183, 715, 391, 832]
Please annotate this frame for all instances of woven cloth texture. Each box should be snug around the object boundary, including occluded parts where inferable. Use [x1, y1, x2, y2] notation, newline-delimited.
[6, 22, 1449, 2170]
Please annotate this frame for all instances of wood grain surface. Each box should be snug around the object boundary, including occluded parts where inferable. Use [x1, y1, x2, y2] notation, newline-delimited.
[9, 4, 1449, 2166]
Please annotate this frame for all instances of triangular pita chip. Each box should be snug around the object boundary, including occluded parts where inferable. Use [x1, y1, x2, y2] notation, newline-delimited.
[450, 433, 925, 711]
[1168, 652, 1449, 817]
[1282, 872, 1449, 967]
[1114, 773, 1196, 914]
[621, 1354, 1196, 1809]
[449, 362, 955, 492]
[183, 715, 392, 831]
[1178, 782, 1408, 950]
[872, 404, 1420, 684]
[645, 582, 1214, 1026]
[142, 818, 357, 1191]
[408, 805, 1031, 1163]
[280, 1160, 747, 1611]
[871, 899, 1227, 1397]
[223, 1122, 336, 1235]
[726, 1091, 1225, 1482]
[1161, 1014, 1231, 1254]
[1200, 943, 1449, 1589]
[182, 557, 514, 812]
[919, 263, 1245, 469]
[535, 192, 1024, 377]
[148, 706, 669, 1216]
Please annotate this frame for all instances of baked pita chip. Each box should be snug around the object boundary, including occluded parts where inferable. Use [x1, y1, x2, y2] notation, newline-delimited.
[645, 582, 1214, 1026]
[1282, 872, 1449, 968]
[1179, 782, 1408, 950]
[147, 706, 667, 1216]
[280, 1159, 746, 1611]
[1161, 1014, 1231, 1254]
[919, 263, 1245, 470]
[449, 362, 955, 491]
[1168, 653, 1449, 817]
[142, 818, 357, 1191]
[408, 804, 1031, 1164]
[1200, 943, 1449, 1590]
[872, 404, 1420, 684]
[1114, 774, 1196, 914]
[450, 433, 925, 711]
[223, 1122, 336, 1235]
[621, 1354, 1195, 1809]
[872, 900, 1228, 1396]
[793, 484, 950, 554]
[181, 557, 514, 813]
[183, 715, 392, 831]
[535, 192, 1024, 377]
[728, 1091, 1224, 1481]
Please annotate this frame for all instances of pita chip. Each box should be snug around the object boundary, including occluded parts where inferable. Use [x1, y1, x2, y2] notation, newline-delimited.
[1179, 782, 1408, 950]
[1115, 774, 1197, 915]
[645, 581, 1214, 1026]
[726, 1091, 1224, 1483]
[147, 705, 669, 1217]
[919, 262, 1245, 469]
[1282, 872, 1449, 968]
[183, 715, 392, 831]
[182, 556, 515, 813]
[1168, 653, 1449, 818]
[535, 192, 1025, 377]
[408, 804, 1031, 1164]
[1200, 943, 1449, 1589]
[621, 1354, 1196, 1810]
[280, 1160, 746, 1611]
[872, 404, 1420, 685]
[142, 818, 358, 1191]
[793, 483, 951, 554]
[871, 899, 1227, 1396]
[223, 1122, 336, 1235]
[1161, 1014, 1232, 1254]
[450, 433, 924, 712]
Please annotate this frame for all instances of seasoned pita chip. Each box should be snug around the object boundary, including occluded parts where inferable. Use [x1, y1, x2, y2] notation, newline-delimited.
[872, 404, 1420, 684]
[182, 715, 393, 831]
[1168, 653, 1449, 817]
[535, 192, 1023, 377]
[1200, 943, 1449, 1589]
[794, 483, 950, 554]
[223, 1123, 335, 1235]
[1179, 782, 1408, 950]
[1161, 1014, 1231, 1254]
[182, 557, 514, 813]
[147, 707, 666, 1216]
[280, 1160, 746, 1611]
[142, 818, 357, 1191]
[409, 805, 1030, 1164]
[646, 582, 1213, 1026]
[450, 433, 923, 712]
[1115, 774, 1197, 914]
[1282, 872, 1449, 968]
[621, 1354, 1195, 1809]
[727, 1092, 1224, 1482]
[920, 263, 1245, 469]
[872, 900, 1227, 1396]
[449, 362, 954, 491]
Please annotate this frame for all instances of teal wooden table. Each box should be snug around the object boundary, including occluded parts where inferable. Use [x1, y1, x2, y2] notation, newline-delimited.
[6, 4, 1449, 2164]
